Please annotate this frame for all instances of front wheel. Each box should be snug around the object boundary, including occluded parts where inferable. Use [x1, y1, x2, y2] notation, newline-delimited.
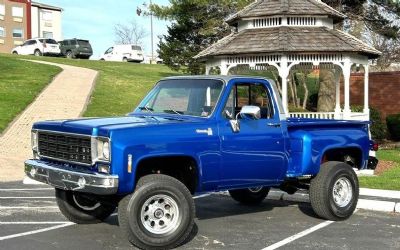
[118, 174, 195, 250]
[55, 189, 116, 224]
[309, 161, 359, 221]
[229, 187, 270, 205]
[34, 49, 42, 56]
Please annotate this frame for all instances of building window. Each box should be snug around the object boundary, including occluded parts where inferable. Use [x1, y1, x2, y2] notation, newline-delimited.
[13, 28, 23, 38]
[43, 31, 53, 39]
[0, 4, 5, 16]
[12, 7, 23, 17]
[41, 10, 52, 21]
[0, 27, 4, 37]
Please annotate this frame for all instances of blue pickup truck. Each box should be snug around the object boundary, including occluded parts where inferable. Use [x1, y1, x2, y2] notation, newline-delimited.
[25, 76, 371, 249]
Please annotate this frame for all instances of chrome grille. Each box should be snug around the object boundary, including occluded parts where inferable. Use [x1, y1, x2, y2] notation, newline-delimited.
[38, 131, 92, 165]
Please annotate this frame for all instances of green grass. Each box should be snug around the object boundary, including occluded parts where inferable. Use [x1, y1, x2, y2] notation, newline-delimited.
[359, 149, 400, 191]
[6, 55, 179, 117]
[0, 54, 61, 133]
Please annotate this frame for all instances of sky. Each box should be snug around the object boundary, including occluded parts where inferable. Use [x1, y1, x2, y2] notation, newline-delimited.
[37, 0, 171, 59]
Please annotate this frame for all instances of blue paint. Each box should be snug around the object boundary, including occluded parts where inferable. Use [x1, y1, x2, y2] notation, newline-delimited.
[31, 76, 370, 195]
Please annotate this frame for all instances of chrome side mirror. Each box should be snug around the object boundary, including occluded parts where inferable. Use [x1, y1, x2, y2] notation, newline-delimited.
[240, 106, 261, 120]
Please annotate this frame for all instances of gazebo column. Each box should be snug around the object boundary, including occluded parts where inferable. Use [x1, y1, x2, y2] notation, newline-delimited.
[220, 63, 229, 75]
[205, 65, 211, 75]
[343, 60, 352, 119]
[279, 56, 289, 115]
[363, 64, 370, 116]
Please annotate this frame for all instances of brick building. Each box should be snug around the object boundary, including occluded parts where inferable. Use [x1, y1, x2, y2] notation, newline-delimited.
[0, 0, 62, 54]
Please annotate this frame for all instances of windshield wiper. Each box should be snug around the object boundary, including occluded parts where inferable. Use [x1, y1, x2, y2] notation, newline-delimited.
[163, 109, 183, 115]
[138, 106, 154, 113]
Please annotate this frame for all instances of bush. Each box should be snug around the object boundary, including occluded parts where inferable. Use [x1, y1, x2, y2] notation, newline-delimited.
[351, 106, 387, 141]
[386, 114, 400, 141]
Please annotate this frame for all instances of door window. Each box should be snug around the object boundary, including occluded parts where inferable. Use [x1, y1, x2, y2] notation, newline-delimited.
[105, 47, 113, 54]
[223, 83, 274, 119]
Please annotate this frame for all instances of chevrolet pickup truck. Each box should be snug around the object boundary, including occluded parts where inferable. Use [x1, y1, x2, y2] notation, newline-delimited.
[25, 76, 371, 249]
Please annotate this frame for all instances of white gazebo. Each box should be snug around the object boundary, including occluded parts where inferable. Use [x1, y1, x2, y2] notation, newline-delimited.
[195, 0, 381, 121]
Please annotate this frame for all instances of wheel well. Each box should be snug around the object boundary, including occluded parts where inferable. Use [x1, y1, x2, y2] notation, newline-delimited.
[322, 147, 363, 169]
[135, 156, 199, 194]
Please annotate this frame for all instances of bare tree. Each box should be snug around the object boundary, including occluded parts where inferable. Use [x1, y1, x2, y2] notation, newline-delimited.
[370, 34, 400, 71]
[114, 20, 148, 45]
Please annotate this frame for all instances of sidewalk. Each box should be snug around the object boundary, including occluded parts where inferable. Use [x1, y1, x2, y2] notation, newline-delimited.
[0, 60, 98, 182]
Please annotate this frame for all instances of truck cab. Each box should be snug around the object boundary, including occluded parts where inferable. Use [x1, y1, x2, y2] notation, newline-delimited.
[25, 76, 369, 249]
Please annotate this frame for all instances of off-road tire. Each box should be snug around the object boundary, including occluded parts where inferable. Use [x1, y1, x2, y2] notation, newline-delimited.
[118, 174, 195, 250]
[309, 161, 359, 221]
[229, 187, 270, 205]
[55, 188, 116, 224]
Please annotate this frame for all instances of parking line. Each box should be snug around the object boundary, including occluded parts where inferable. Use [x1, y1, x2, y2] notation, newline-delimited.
[0, 197, 54, 199]
[0, 206, 58, 210]
[0, 188, 53, 191]
[0, 222, 75, 241]
[261, 220, 335, 250]
[0, 222, 68, 225]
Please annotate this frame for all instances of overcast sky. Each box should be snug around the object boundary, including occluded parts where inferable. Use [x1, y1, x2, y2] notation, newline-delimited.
[37, 0, 170, 59]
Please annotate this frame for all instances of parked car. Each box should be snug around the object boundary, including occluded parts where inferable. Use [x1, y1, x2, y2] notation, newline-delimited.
[25, 76, 371, 249]
[100, 44, 144, 62]
[12, 38, 60, 56]
[59, 38, 93, 59]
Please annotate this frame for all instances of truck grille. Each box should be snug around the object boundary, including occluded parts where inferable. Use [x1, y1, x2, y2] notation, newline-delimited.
[38, 131, 92, 165]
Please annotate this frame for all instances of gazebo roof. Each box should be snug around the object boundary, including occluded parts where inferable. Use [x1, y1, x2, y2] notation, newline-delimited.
[195, 27, 382, 60]
[226, 0, 346, 24]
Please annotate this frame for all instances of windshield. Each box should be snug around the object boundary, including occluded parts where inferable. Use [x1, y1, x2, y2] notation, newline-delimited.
[136, 79, 224, 117]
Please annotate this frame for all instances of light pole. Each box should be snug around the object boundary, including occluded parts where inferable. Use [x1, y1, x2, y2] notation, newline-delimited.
[150, 0, 154, 63]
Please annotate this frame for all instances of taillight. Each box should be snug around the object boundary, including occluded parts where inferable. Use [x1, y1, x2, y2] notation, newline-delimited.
[372, 143, 379, 151]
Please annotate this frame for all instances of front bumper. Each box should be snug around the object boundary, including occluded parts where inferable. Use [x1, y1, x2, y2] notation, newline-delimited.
[25, 160, 119, 195]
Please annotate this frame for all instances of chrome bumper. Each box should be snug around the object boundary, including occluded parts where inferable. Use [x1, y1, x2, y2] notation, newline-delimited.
[25, 160, 119, 195]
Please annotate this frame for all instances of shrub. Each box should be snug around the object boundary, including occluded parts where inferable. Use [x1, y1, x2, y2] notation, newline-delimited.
[386, 114, 400, 141]
[351, 106, 387, 141]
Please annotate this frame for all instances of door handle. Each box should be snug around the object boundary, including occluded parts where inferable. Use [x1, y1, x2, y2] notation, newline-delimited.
[267, 123, 281, 127]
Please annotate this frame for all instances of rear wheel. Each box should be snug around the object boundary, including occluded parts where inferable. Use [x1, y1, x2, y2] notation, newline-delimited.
[55, 189, 116, 224]
[118, 174, 195, 249]
[122, 57, 128, 62]
[34, 49, 42, 56]
[229, 187, 270, 205]
[66, 50, 74, 59]
[12, 51, 18, 55]
[309, 161, 359, 221]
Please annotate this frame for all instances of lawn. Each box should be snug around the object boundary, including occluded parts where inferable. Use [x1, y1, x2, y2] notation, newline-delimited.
[0, 54, 61, 133]
[359, 149, 400, 191]
[8, 55, 179, 117]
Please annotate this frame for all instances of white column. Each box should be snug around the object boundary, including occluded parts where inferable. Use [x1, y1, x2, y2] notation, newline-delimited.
[220, 64, 229, 75]
[363, 64, 370, 115]
[279, 55, 289, 115]
[205, 66, 211, 75]
[343, 60, 352, 118]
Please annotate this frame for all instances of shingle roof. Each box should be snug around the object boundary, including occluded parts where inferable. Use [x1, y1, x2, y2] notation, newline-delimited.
[194, 27, 381, 60]
[226, 0, 346, 24]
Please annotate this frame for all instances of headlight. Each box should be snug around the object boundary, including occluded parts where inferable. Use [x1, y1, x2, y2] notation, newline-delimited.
[31, 130, 38, 152]
[91, 137, 111, 163]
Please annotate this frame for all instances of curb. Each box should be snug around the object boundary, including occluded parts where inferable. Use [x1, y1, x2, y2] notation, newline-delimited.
[22, 176, 45, 185]
[268, 189, 399, 214]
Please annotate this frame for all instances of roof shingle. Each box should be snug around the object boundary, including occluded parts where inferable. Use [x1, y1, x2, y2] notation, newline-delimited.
[195, 27, 381, 60]
[226, 0, 346, 24]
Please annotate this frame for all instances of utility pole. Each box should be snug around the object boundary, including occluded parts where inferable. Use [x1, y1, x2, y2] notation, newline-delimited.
[150, 0, 154, 63]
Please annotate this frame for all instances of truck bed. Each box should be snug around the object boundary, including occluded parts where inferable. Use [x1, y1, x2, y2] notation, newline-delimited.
[285, 118, 370, 177]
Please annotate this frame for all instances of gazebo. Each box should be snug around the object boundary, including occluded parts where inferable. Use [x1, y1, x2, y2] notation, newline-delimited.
[195, 0, 381, 121]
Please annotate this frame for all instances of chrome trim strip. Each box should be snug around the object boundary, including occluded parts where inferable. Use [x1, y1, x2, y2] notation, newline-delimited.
[25, 159, 118, 195]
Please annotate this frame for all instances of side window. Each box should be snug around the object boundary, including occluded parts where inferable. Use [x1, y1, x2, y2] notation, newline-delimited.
[70, 40, 77, 46]
[222, 83, 274, 119]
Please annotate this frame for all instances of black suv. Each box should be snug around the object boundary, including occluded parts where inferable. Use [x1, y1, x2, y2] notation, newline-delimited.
[59, 39, 93, 59]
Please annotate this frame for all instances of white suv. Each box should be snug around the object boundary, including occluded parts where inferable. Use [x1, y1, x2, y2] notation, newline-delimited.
[12, 38, 61, 56]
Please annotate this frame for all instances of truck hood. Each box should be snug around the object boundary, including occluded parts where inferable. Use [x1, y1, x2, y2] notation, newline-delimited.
[32, 115, 202, 136]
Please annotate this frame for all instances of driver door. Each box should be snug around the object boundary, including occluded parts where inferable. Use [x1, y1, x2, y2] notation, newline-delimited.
[217, 82, 286, 189]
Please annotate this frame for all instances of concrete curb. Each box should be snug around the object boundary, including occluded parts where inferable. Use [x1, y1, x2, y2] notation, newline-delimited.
[268, 189, 399, 214]
[22, 176, 45, 185]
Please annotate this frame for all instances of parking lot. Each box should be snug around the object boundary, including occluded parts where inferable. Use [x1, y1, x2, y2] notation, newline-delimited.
[0, 181, 399, 250]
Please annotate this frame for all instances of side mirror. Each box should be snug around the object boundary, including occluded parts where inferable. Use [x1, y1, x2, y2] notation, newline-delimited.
[228, 106, 261, 133]
[240, 106, 261, 120]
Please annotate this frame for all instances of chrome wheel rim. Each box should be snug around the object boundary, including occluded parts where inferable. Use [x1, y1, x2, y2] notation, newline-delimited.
[248, 187, 263, 193]
[140, 194, 180, 235]
[332, 177, 353, 207]
[72, 194, 101, 211]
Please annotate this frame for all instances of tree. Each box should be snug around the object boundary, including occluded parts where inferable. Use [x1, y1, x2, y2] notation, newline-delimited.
[150, 0, 253, 74]
[114, 19, 147, 45]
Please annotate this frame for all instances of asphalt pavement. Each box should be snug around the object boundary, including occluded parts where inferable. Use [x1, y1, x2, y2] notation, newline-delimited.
[0, 181, 399, 250]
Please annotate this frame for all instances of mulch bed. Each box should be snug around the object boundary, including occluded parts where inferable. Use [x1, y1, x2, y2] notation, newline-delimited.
[374, 160, 396, 175]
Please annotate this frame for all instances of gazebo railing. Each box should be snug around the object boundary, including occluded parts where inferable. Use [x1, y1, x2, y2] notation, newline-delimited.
[289, 112, 336, 120]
